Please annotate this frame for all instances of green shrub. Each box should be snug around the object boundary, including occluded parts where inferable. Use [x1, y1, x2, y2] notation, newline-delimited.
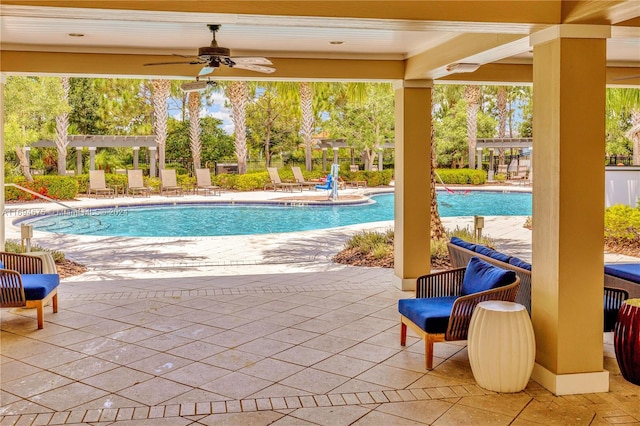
[436, 168, 486, 185]
[605, 204, 640, 242]
[494, 173, 507, 182]
[447, 225, 496, 248]
[339, 169, 393, 187]
[4, 240, 66, 262]
[430, 239, 449, 264]
[5, 175, 79, 201]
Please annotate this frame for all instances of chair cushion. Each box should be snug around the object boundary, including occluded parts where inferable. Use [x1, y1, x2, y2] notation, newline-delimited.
[508, 256, 532, 271]
[398, 296, 458, 334]
[604, 263, 640, 284]
[450, 237, 476, 251]
[461, 257, 516, 296]
[20, 274, 60, 300]
[0, 260, 3, 269]
[474, 245, 511, 263]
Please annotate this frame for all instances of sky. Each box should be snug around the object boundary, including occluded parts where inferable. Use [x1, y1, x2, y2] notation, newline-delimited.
[168, 90, 235, 135]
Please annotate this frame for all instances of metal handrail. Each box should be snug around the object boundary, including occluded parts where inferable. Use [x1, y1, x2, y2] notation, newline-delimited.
[4, 183, 102, 225]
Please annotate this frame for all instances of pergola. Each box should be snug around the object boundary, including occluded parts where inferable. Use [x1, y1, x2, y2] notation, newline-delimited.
[1, 0, 639, 396]
[32, 135, 157, 175]
[315, 138, 395, 171]
[475, 138, 533, 179]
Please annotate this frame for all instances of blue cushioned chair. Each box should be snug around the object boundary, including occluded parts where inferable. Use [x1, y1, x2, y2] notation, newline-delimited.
[0, 252, 60, 329]
[398, 257, 520, 369]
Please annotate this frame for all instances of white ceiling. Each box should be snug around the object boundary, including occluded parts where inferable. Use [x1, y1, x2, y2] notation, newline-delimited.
[1, 4, 639, 77]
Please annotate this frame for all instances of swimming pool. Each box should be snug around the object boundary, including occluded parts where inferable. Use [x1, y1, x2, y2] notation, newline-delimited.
[23, 191, 531, 237]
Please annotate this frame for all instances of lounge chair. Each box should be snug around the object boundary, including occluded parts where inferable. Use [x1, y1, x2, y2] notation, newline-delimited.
[264, 167, 302, 192]
[398, 257, 520, 369]
[195, 168, 222, 196]
[160, 169, 184, 196]
[126, 169, 151, 197]
[0, 252, 60, 329]
[291, 166, 317, 191]
[88, 170, 115, 198]
[497, 164, 509, 178]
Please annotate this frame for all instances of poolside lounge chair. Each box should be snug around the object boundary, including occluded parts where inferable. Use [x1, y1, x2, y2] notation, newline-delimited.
[0, 252, 60, 329]
[126, 169, 151, 197]
[291, 166, 317, 191]
[160, 169, 184, 196]
[195, 168, 222, 196]
[264, 167, 302, 192]
[88, 170, 115, 198]
[497, 164, 509, 178]
[398, 257, 520, 369]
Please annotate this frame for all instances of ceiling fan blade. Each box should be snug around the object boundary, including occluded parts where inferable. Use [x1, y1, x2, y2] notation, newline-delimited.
[230, 57, 273, 66]
[198, 66, 216, 76]
[612, 74, 640, 81]
[232, 63, 276, 74]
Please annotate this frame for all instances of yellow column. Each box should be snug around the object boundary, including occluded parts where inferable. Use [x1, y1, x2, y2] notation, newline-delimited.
[393, 80, 432, 291]
[530, 25, 610, 395]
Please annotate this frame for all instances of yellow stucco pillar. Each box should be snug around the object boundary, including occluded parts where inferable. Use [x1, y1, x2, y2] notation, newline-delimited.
[393, 80, 432, 291]
[530, 25, 611, 395]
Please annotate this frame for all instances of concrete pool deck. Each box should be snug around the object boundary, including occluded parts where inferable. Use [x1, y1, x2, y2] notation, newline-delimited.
[2, 186, 639, 425]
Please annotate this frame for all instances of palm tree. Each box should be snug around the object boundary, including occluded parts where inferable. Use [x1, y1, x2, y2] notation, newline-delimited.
[225, 81, 250, 174]
[465, 85, 482, 169]
[152, 79, 171, 174]
[607, 88, 640, 164]
[299, 82, 314, 171]
[55, 76, 70, 175]
[188, 91, 202, 170]
[496, 86, 507, 165]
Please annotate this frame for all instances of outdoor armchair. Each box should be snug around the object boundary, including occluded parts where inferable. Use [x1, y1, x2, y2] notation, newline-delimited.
[0, 252, 60, 329]
[399, 257, 520, 369]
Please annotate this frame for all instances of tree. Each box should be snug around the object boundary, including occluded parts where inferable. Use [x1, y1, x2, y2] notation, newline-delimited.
[607, 88, 640, 164]
[324, 83, 393, 170]
[225, 81, 250, 174]
[4, 77, 68, 181]
[152, 79, 171, 173]
[166, 117, 234, 165]
[246, 82, 301, 167]
[299, 82, 314, 171]
[465, 85, 482, 169]
[188, 91, 202, 170]
[55, 77, 71, 175]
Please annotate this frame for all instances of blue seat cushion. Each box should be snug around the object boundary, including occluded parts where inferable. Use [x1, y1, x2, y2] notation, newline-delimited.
[450, 237, 476, 251]
[474, 245, 511, 263]
[20, 274, 60, 300]
[509, 257, 532, 271]
[461, 257, 517, 296]
[605, 263, 640, 284]
[398, 296, 458, 334]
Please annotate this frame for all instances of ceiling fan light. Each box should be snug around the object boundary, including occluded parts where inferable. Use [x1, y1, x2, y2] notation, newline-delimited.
[329, 41, 344, 45]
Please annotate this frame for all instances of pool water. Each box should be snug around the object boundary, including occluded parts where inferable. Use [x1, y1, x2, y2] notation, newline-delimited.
[24, 191, 531, 237]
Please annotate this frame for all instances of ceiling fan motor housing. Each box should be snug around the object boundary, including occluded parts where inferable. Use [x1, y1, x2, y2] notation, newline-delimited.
[198, 46, 231, 60]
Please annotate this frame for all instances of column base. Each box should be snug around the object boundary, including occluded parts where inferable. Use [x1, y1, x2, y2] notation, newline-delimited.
[531, 363, 609, 395]
[393, 274, 416, 291]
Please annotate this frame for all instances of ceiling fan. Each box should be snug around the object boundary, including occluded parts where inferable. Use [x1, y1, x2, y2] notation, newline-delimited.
[144, 24, 276, 76]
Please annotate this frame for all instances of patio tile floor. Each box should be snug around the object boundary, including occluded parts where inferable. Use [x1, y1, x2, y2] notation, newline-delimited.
[2, 189, 639, 424]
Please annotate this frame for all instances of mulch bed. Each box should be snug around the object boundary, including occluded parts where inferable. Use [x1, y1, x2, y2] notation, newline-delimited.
[56, 259, 88, 279]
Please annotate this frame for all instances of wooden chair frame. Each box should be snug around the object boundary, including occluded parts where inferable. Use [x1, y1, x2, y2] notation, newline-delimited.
[0, 252, 58, 329]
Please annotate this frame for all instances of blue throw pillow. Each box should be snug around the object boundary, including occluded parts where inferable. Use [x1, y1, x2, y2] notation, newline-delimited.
[509, 257, 532, 271]
[450, 237, 476, 251]
[461, 257, 517, 296]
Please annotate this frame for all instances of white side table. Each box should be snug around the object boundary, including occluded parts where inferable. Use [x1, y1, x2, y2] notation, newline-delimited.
[468, 301, 535, 392]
